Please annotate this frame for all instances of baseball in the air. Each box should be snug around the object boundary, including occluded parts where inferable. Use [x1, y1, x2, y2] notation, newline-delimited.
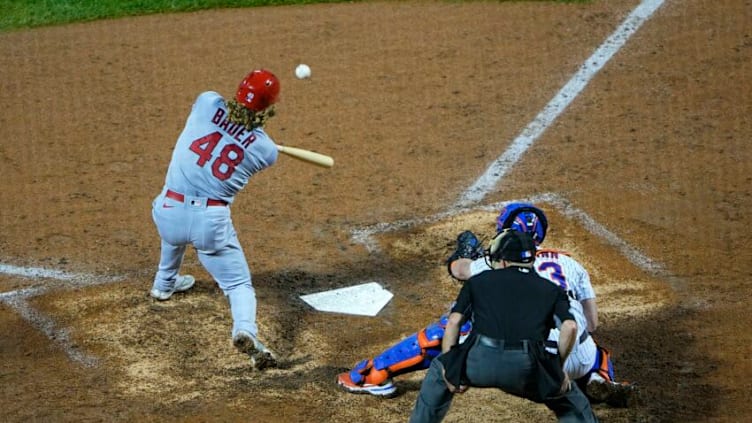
[295, 64, 311, 79]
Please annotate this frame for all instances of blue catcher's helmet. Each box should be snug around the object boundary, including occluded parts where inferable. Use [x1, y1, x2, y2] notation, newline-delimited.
[495, 203, 548, 245]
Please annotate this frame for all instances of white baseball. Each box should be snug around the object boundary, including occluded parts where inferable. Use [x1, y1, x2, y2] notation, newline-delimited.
[295, 64, 311, 79]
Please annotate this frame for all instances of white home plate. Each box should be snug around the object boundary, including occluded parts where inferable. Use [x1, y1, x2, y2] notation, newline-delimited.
[300, 282, 393, 316]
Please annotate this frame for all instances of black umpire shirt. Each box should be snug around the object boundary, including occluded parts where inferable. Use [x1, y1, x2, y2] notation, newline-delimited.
[451, 266, 574, 341]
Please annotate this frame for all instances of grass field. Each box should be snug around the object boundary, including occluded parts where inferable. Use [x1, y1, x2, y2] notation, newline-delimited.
[0, 0, 588, 32]
[0, 0, 350, 31]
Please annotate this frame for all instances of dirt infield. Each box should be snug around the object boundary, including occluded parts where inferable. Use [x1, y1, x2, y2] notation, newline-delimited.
[1, 0, 751, 421]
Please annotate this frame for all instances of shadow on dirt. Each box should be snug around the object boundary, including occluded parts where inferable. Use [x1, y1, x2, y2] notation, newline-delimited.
[594, 302, 721, 422]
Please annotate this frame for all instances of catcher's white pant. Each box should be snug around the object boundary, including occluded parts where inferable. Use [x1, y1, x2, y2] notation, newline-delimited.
[550, 328, 598, 380]
[152, 189, 258, 338]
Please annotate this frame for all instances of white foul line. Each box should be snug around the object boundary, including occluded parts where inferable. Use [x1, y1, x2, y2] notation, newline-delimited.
[351, 3, 670, 259]
[454, 0, 666, 209]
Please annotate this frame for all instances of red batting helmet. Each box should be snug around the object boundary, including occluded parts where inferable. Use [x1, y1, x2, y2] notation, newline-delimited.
[235, 69, 280, 112]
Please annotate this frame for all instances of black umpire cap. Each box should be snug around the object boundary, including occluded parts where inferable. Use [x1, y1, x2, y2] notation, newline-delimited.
[489, 229, 537, 263]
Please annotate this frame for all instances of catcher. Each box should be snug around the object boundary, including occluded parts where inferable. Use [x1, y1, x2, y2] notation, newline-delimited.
[337, 203, 638, 407]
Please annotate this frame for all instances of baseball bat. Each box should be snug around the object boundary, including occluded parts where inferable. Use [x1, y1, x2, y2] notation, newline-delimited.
[277, 145, 334, 168]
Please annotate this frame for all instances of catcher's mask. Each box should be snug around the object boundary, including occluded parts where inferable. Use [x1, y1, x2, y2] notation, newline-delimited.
[496, 203, 548, 246]
[488, 229, 537, 263]
[235, 69, 280, 112]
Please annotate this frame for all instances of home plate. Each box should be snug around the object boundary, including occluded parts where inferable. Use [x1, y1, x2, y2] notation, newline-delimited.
[300, 282, 393, 316]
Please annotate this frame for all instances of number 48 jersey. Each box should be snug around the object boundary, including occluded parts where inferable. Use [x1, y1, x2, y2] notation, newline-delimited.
[164, 91, 278, 204]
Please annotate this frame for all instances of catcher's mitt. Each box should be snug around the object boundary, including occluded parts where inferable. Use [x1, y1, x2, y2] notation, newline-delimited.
[445, 230, 485, 278]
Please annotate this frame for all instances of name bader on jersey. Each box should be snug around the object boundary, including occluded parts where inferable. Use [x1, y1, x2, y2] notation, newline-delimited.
[210, 107, 258, 149]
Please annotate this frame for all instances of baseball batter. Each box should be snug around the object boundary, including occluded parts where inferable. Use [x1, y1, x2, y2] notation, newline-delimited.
[150, 69, 280, 370]
[338, 203, 637, 407]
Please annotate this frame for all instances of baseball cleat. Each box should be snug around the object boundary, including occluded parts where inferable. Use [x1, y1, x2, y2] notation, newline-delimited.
[585, 379, 639, 408]
[150, 274, 195, 301]
[336, 372, 397, 397]
[233, 330, 256, 354]
[233, 330, 278, 370]
[250, 347, 278, 371]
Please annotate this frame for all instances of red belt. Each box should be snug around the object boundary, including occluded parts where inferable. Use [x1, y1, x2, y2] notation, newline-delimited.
[166, 189, 227, 206]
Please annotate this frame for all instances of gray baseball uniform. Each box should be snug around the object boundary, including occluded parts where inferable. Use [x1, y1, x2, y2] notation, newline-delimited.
[152, 91, 277, 338]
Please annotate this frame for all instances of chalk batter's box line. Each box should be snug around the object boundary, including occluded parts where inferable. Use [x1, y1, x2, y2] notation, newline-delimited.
[351, 192, 670, 280]
[0, 268, 123, 367]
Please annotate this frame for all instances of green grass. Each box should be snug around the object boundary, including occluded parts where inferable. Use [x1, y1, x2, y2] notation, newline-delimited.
[0, 0, 589, 32]
[0, 0, 354, 32]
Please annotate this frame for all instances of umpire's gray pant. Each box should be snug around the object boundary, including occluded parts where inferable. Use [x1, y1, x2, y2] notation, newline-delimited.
[409, 339, 598, 423]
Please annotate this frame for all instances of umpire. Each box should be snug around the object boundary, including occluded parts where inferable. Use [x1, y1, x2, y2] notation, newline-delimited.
[409, 229, 598, 423]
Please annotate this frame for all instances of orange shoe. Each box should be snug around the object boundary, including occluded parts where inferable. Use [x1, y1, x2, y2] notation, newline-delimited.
[336, 372, 397, 397]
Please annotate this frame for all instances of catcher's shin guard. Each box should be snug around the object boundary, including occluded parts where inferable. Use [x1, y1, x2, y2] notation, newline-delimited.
[577, 343, 616, 387]
[348, 315, 472, 386]
[592, 344, 616, 382]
